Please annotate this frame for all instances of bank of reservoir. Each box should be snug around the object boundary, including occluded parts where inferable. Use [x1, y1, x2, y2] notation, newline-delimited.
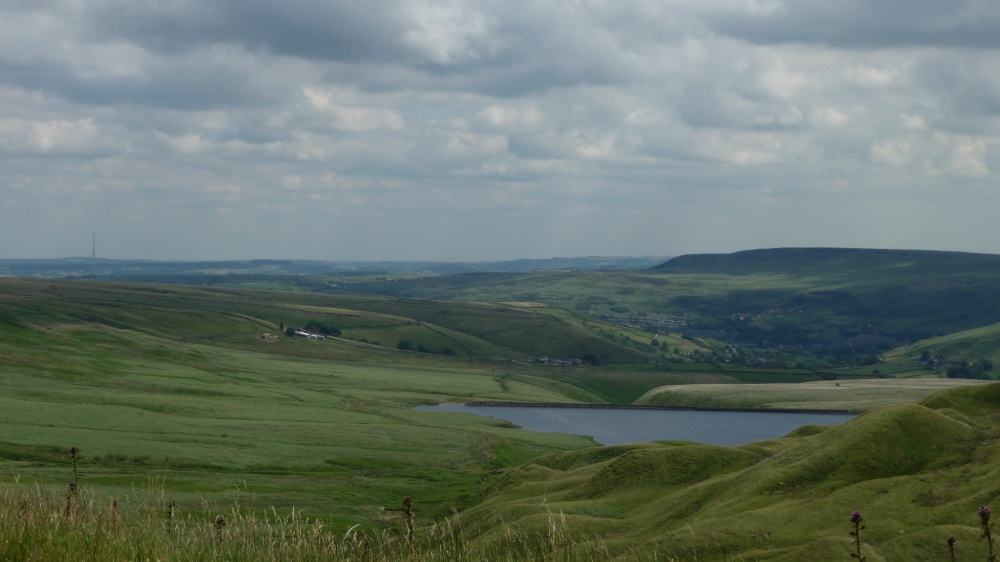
[416, 403, 856, 446]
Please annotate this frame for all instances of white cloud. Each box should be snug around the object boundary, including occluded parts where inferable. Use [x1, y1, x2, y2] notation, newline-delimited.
[403, 0, 498, 64]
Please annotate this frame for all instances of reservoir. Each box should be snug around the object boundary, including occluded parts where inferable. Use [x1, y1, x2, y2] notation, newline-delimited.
[416, 404, 856, 447]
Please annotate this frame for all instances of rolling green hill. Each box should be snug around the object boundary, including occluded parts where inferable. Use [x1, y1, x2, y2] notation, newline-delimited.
[652, 246, 1000, 277]
[5, 273, 1000, 559]
[883, 321, 1000, 367]
[293, 247, 1000, 371]
[2, 277, 645, 527]
[458, 382, 1000, 560]
[0, 278, 650, 365]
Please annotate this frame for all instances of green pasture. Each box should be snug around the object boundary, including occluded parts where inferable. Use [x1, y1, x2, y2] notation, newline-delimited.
[884, 321, 1000, 365]
[0, 321, 595, 526]
[2, 278, 630, 527]
[634, 377, 989, 410]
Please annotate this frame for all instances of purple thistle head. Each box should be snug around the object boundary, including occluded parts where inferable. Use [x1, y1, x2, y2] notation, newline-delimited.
[948, 535, 956, 547]
[215, 514, 226, 528]
[851, 510, 863, 524]
[981, 505, 993, 526]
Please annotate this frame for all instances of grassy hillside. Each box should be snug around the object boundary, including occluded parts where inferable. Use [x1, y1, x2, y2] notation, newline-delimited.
[0, 277, 665, 529]
[635, 378, 988, 411]
[6, 275, 1000, 559]
[289, 247, 1000, 371]
[883, 321, 1000, 366]
[458, 382, 1000, 560]
[0, 278, 649, 364]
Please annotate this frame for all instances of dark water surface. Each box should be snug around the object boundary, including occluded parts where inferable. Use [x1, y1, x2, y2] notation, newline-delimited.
[416, 404, 856, 446]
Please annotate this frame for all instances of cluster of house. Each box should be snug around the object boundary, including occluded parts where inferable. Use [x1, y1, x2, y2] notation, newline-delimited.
[260, 330, 326, 341]
[534, 356, 583, 366]
[294, 331, 325, 340]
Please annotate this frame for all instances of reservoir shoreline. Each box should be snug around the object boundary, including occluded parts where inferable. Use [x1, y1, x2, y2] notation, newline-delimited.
[462, 401, 861, 415]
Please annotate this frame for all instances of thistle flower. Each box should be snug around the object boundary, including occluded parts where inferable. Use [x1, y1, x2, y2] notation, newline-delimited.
[215, 514, 227, 547]
[947, 535, 956, 562]
[849, 510, 867, 561]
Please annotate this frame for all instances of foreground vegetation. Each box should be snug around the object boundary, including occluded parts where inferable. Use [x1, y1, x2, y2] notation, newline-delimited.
[1, 483, 632, 562]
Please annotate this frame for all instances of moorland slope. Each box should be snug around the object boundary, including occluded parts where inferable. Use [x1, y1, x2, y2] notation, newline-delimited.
[461, 382, 1000, 560]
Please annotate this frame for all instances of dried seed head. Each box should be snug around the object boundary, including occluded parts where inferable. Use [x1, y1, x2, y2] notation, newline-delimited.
[982, 505, 993, 526]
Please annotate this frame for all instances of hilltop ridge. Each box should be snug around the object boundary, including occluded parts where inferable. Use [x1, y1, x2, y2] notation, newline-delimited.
[653, 247, 1000, 275]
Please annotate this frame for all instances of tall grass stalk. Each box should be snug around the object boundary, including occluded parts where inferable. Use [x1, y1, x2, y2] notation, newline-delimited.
[0, 483, 670, 561]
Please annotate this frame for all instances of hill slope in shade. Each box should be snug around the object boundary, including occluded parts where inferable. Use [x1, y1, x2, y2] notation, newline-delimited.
[653, 247, 1000, 277]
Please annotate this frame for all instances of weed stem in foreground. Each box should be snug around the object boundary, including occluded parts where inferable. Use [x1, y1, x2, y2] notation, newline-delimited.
[403, 496, 415, 546]
[981, 505, 997, 562]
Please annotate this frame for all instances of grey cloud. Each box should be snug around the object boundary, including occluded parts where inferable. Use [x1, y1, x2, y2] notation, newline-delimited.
[83, 0, 410, 62]
[709, 0, 1000, 49]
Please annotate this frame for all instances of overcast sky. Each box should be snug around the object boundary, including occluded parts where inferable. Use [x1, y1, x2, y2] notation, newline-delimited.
[2, 0, 999, 261]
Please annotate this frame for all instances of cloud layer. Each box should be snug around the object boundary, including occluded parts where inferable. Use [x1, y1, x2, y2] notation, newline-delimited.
[2, 0, 998, 260]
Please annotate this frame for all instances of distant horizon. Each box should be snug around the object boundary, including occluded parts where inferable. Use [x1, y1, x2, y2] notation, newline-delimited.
[0, 254, 673, 264]
[5, 245, 1000, 264]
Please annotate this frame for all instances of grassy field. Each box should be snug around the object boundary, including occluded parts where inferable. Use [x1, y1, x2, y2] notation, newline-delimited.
[634, 377, 989, 410]
[1, 278, 635, 529]
[0, 324, 597, 526]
